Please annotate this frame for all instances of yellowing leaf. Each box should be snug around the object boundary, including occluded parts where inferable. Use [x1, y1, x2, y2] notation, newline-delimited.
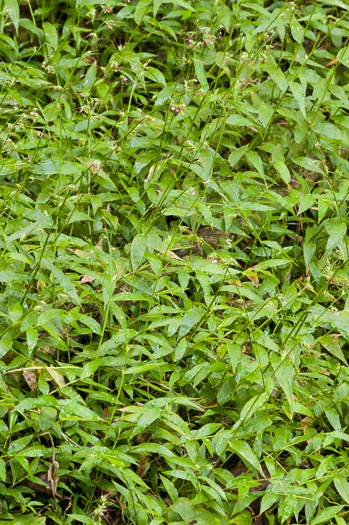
[46, 368, 65, 388]
[154, 246, 183, 260]
[245, 270, 259, 287]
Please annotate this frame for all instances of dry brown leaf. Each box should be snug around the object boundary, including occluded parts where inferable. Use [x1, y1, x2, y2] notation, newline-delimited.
[325, 57, 338, 67]
[67, 248, 89, 259]
[36, 280, 47, 292]
[246, 270, 259, 287]
[297, 416, 314, 430]
[23, 369, 38, 392]
[80, 275, 96, 284]
[102, 407, 110, 419]
[47, 454, 59, 496]
[136, 453, 147, 478]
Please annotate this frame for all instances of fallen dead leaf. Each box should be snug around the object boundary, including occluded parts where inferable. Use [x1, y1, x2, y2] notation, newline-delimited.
[23, 369, 38, 392]
[325, 57, 338, 67]
[80, 275, 96, 284]
[136, 453, 147, 478]
[297, 416, 314, 430]
[47, 454, 59, 496]
[102, 407, 110, 419]
[246, 270, 259, 287]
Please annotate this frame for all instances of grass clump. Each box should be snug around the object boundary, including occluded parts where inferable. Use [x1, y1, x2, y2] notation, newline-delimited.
[2, 0, 349, 524]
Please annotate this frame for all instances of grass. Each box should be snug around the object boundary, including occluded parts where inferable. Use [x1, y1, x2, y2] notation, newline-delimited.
[1, 0, 349, 523]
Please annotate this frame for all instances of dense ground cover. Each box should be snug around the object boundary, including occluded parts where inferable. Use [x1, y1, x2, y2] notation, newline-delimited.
[2, 0, 349, 523]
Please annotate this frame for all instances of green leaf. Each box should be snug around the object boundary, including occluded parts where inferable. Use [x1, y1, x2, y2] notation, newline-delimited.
[160, 474, 178, 501]
[134, 0, 151, 24]
[294, 157, 324, 175]
[32, 160, 83, 176]
[134, 443, 175, 457]
[290, 18, 304, 44]
[334, 476, 349, 504]
[258, 102, 274, 127]
[227, 115, 253, 127]
[0, 458, 6, 482]
[42, 22, 59, 50]
[170, 498, 225, 524]
[325, 407, 341, 431]
[131, 234, 147, 271]
[145, 67, 166, 87]
[9, 302, 23, 323]
[8, 435, 33, 455]
[218, 377, 234, 405]
[253, 258, 289, 271]
[321, 0, 349, 11]
[154, 85, 177, 106]
[60, 402, 103, 422]
[38, 407, 57, 431]
[68, 211, 93, 224]
[312, 123, 349, 145]
[0, 336, 12, 358]
[227, 342, 241, 372]
[246, 150, 264, 176]
[83, 63, 97, 92]
[228, 440, 261, 471]
[318, 197, 329, 223]
[170, 0, 195, 11]
[271, 355, 294, 410]
[0, 270, 28, 283]
[153, 0, 163, 16]
[81, 358, 102, 379]
[312, 307, 349, 339]
[230, 511, 253, 525]
[238, 391, 269, 421]
[178, 307, 204, 338]
[298, 194, 315, 215]
[273, 161, 290, 184]
[136, 408, 161, 429]
[303, 239, 316, 271]
[26, 327, 38, 353]
[194, 61, 209, 92]
[312, 506, 344, 524]
[42, 260, 79, 303]
[319, 335, 347, 364]
[4, 0, 19, 33]
[325, 219, 347, 251]
[229, 145, 249, 167]
[265, 58, 288, 92]
[260, 492, 279, 514]
[289, 81, 306, 118]
[0, 517, 46, 525]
